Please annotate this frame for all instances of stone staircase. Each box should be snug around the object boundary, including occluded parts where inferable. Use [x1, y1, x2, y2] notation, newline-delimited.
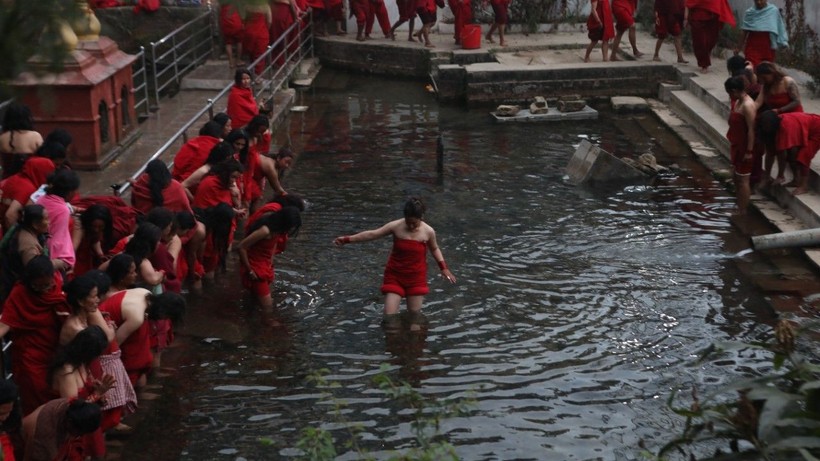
[657, 67, 820, 266]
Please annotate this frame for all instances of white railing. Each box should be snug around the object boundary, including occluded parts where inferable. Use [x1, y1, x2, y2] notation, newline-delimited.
[150, 8, 216, 106]
[132, 46, 151, 117]
[116, 11, 314, 197]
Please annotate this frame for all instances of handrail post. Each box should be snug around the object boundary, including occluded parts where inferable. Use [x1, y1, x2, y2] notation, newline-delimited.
[151, 42, 160, 108]
[207, 99, 214, 120]
[172, 35, 180, 86]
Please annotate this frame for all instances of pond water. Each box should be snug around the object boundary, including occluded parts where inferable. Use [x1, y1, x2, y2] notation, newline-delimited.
[124, 70, 818, 460]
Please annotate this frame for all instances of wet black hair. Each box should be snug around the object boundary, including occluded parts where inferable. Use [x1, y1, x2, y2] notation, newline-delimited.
[724, 76, 746, 93]
[81, 204, 114, 249]
[35, 140, 67, 161]
[247, 205, 302, 237]
[403, 197, 426, 219]
[175, 211, 196, 231]
[20, 204, 46, 229]
[276, 147, 294, 160]
[23, 255, 54, 287]
[199, 120, 224, 138]
[205, 142, 235, 166]
[2, 103, 34, 132]
[196, 202, 235, 271]
[125, 222, 162, 266]
[66, 400, 102, 436]
[213, 112, 231, 129]
[50, 325, 109, 387]
[234, 68, 252, 86]
[44, 128, 73, 149]
[246, 115, 269, 136]
[106, 253, 135, 286]
[63, 274, 98, 313]
[146, 207, 176, 234]
[226, 129, 249, 164]
[726, 55, 748, 76]
[270, 193, 306, 212]
[209, 159, 243, 189]
[145, 158, 171, 207]
[0, 380, 21, 432]
[147, 291, 186, 324]
[45, 169, 80, 198]
[85, 269, 112, 296]
[756, 109, 782, 142]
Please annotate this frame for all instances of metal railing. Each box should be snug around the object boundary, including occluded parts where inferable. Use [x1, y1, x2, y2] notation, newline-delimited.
[132, 46, 151, 117]
[150, 8, 216, 106]
[116, 11, 314, 197]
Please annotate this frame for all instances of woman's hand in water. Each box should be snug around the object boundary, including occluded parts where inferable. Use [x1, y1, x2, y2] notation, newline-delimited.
[441, 268, 456, 284]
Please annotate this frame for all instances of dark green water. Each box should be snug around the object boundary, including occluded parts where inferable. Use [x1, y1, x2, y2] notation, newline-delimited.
[123, 70, 818, 461]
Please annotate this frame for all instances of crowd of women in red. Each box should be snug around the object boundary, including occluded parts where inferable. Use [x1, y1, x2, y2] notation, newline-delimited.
[723, 57, 818, 216]
[586, 0, 788, 73]
[0, 89, 303, 458]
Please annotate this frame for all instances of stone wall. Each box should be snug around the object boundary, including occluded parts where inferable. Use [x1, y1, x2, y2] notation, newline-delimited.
[95, 6, 212, 54]
[314, 39, 433, 78]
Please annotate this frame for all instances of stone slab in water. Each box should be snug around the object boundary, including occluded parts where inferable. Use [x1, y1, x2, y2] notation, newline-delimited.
[611, 96, 649, 112]
[566, 139, 649, 186]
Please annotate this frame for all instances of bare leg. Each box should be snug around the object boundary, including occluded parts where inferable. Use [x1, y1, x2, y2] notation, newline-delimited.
[584, 40, 597, 62]
[384, 292, 403, 315]
[735, 174, 751, 215]
[499, 23, 506, 46]
[673, 35, 687, 62]
[653, 38, 663, 61]
[408, 18, 416, 41]
[776, 149, 789, 183]
[226, 44, 235, 68]
[258, 292, 274, 309]
[423, 23, 435, 47]
[486, 23, 497, 43]
[610, 30, 625, 60]
[628, 26, 642, 56]
[406, 295, 424, 314]
[794, 165, 810, 195]
[601, 40, 609, 61]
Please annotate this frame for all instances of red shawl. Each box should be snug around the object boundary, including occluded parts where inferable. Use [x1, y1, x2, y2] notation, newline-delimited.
[130, 174, 193, 214]
[247, 202, 288, 255]
[1, 157, 55, 207]
[226, 85, 259, 130]
[171, 136, 221, 182]
[71, 195, 139, 244]
[192, 175, 232, 209]
[587, 0, 615, 40]
[685, 0, 736, 26]
[776, 113, 820, 168]
[2, 276, 69, 414]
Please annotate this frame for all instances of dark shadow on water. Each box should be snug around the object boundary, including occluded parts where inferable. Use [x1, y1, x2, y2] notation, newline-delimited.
[382, 311, 430, 387]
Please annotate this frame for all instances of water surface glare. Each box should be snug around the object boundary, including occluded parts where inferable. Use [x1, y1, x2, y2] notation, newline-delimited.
[137, 72, 812, 461]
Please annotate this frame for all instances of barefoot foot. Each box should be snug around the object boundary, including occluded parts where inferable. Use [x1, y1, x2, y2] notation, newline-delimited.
[677, 57, 689, 64]
[652, 55, 661, 62]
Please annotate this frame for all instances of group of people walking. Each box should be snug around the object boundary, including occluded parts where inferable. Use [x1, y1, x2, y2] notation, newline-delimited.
[218, 0, 512, 51]
[585, 0, 788, 72]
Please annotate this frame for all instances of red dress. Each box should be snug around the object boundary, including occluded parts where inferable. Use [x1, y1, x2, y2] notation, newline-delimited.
[686, 0, 735, 68]
[764, 91, 804, 114]
[612, 0, 637, 31]
[381, 238, 429, 297]
[100, 291, 153, 386]
[0, 157, 54, 218]
[241, 203, 287, 296]
[587, 0, 614, 41]
[776, 113, 820, 169]
[226, 85, 259, 131]
[242, 11, 270, 75]
[270, 2, 296, 65]
[220, 4, 245, 45]
[744, 31, 775, 68]
[655, 0, 684, 38]
[0, 432, 15, 460]
[1, 275, 68, 415]
[172, 135, 221, 182]
[193, 175, 236, 274]
[727, 109, 754, 175]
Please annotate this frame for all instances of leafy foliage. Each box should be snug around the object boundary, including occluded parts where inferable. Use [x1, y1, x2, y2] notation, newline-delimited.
[644, 320, 820, 461]
[289, 365, 475, 461]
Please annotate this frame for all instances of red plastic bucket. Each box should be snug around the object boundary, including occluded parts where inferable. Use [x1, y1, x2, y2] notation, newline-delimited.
[461, 24, 481, 49]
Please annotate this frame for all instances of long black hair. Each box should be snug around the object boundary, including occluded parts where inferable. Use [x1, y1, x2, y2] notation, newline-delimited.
[124, 222, 162, 266]
[80, 204, 114, 251]
[145, 159, 171, 207]
[247, 205, 302, 237]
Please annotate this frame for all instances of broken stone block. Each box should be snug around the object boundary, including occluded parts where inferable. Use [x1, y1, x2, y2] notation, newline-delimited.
[566, 139, 650, 186]
[532, 96, 548, 108]
[495, 105, 520, 116]
[558, 100, 586, 112]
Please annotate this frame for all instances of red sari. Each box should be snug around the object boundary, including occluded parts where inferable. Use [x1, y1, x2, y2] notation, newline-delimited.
[0, 157, 54, 218]
[1, 275, 69, 415]
[587, 0, 614, 41]
[227, 85, 259, 130]
[193, 175, 236, 273]
[100, 291, 153, 386]
[242, 11, 270, 75]
[171, 135, 221, 182]
[131, 174, 194, 215]
[685, 0, 735, 69]
[776, 113, 820, 169]
[240, 203, 288, 295]
[220, 4, 244, 45]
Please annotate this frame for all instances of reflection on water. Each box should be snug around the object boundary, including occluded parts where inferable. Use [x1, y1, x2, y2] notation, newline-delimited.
[126, 71, 818, 460]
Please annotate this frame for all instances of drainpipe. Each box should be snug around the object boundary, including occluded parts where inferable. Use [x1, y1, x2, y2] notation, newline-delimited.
[750, 228, 820, 250]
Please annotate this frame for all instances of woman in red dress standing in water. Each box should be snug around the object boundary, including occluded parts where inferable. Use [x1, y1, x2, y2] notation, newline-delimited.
[334, 197, 456, 317]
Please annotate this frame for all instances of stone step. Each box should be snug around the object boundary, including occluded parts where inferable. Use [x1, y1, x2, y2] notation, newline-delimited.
[179, 59, 234, 91]
[667, 89, 730, 159]
[680, 73, 731, 120]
